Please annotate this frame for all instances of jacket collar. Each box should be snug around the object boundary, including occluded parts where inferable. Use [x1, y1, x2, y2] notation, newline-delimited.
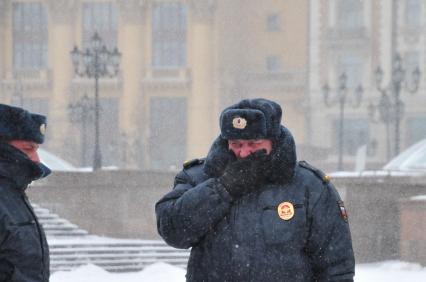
[0, 142, 45, 191]
[203, 126, 297, 185]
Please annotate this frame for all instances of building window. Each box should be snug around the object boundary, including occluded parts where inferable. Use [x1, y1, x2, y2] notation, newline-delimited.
[267, 13, 280, 31]
[337, 54, 362, 88]
[82, 2, 118, 48]
[336, 0, 363, 30]
[333, 119, 369, 156]
[13, 2, 48, 70]
[406, 117, 426, 146]
[266, 56, 282, 72]
[149, 97, 187, 169]
[404, 51, 419, 74]
[152, 2, 187, 68]
[405, 0, 421, 28]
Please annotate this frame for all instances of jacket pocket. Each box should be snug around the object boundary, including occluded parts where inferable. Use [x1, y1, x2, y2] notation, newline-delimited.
[9, 220, 42, 260]
[261, 203, 306, 245]
[12, 220, 36, 227]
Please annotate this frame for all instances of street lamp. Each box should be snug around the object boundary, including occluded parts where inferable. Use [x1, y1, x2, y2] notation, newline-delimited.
[322, 73, 363, 171]
[371, 53, 420, 157]
[68, 94, 94, 167]
[70, 32, 121, 170]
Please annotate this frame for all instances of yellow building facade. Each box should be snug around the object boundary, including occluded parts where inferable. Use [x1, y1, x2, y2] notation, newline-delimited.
[0, 0, 308, 170]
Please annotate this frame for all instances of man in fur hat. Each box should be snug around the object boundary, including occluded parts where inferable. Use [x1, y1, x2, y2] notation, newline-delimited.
[156, 98, 355, 281]
[0, 104, 51, 281]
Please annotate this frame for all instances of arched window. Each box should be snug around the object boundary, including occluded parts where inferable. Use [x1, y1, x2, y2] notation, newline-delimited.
[13, 2, 48, 70]
[82, 2, 118, 49]
[405, 0, 421, 28]
[333, 119, 369, 156]
[336, 0, 363, 30]
[152, 2, 187, 68]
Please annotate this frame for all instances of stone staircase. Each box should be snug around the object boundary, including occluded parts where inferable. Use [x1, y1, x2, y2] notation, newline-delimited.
[33, 204, 190, 273]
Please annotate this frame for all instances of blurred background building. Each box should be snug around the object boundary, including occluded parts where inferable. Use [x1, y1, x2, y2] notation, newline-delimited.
[309, 0, 426, 171]
[0, 0, 308, 170]
[0, 0, 425, 171]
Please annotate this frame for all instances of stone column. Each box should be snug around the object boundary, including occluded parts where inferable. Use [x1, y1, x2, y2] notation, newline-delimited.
[0, 1, 6, 78]
[187, 0, 217, 158]
[118, 0, 146, 168]
[0, 0, 7, 27]
[46, 0, 76, 158]
[0, 0, 11, 82]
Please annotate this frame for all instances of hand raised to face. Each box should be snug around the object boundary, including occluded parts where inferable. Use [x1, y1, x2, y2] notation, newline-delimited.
[218, 149, 271, 199]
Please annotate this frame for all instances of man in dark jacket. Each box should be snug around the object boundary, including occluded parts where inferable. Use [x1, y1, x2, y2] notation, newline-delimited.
[156, 98, 355, 281]
[0, 104, 51, 281]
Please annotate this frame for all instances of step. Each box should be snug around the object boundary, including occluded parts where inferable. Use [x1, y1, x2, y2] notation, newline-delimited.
[48, 244, 188, 250]
[48, 241, 181, 249]
[50, 263, 187, 273]
[41, 220, 77, 226]
[50, 249, 189, 257]
[45, 230, 89, 236]
[50, 252, 188, 259]
[50, 258, 188, 266]
[42, 226, 80, 231]
[50, 257, 188, 265]
[30, 203, 189, 273]
[36, 212, 60, 218]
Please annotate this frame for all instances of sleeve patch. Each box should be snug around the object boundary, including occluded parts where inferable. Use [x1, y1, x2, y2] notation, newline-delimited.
[338, 201, 348, 222]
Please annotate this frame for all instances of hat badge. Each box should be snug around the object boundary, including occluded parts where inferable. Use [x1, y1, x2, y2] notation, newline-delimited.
[40, 124, 46, 135]
[232, 117, 247, 129]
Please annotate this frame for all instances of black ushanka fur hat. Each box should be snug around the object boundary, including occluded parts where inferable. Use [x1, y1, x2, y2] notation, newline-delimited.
[220, 98, 282, 140]
[0, 104, 47, 144]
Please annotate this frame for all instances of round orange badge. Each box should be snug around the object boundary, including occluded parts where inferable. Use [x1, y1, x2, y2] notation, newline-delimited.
[277, 202, 294, 221]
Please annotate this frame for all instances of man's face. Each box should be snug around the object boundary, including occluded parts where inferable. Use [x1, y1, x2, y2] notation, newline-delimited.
[9, 140, 41, 163]
[228, 139, 273, 159]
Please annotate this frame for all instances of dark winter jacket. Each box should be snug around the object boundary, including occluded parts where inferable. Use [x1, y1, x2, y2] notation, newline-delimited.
[0, 143, 50, 282]
[156, 126, 355, 282]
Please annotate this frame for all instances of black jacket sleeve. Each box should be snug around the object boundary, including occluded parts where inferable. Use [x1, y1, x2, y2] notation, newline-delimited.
[307, 182, 355, 282]
[155, 168, 233, 249]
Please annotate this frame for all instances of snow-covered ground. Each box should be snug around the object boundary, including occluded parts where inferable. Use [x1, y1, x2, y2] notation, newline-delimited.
[51, 260, 426, 282]
[355, 261, 426, 282]
[51, 262, 186, 282]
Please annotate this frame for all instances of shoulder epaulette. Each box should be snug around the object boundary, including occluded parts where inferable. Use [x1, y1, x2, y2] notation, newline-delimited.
[183, 158, 205, 169]
[299, 160, 331, 184]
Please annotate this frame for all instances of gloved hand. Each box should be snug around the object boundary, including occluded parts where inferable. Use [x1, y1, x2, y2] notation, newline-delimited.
[218, 150, 271, 198]
[204, 136, 237, 177]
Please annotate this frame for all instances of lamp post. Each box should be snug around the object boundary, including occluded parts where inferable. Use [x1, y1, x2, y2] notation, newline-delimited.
[322, 73, 363, 171]
[68, 94, 94, 167]
[371, 53, 420, 157]
[70, 32, 121, 170]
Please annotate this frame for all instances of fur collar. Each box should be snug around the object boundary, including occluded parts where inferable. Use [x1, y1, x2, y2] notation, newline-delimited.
[203, 126, 297, 184]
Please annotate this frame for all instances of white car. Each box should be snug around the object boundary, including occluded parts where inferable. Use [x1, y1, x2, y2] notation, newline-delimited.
[38, 149, 77, 171]
[330, 139, 426, 177]
[382, 139, 426, 172]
